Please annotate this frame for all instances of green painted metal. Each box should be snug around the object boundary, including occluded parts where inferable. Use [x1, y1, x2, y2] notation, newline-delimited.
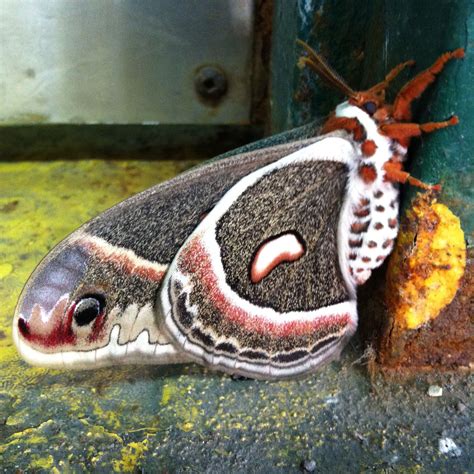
[271, 1, 383, 132]
[271, 0, 472, 243]
[0, 124, 262, 161]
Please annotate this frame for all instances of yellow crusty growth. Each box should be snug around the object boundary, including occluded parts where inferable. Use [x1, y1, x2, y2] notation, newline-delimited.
[112, 440, 149, 473]
[387, 196, 466, 330]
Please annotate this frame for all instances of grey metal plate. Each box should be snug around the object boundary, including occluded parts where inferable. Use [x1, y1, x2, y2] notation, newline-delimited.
[0, 0, 255, 125]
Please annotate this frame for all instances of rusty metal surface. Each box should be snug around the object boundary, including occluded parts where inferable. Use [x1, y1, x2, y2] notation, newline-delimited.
[382, 194, 472, 370]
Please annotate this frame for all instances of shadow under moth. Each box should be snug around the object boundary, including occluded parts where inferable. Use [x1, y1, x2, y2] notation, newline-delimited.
[13, 42, 464, 380]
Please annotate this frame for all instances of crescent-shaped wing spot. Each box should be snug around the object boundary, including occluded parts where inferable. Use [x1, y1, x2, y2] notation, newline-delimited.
[250, 232, 305, 284]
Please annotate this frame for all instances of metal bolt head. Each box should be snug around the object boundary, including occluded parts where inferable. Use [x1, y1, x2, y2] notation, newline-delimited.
[194, 66, 228, 103]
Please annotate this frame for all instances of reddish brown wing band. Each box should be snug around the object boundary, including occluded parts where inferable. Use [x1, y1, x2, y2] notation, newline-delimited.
[161, 137, 358, 379]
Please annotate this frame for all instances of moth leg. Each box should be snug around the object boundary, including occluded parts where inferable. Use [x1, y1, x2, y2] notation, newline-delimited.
[383, 161, 441, 191]
[379, 116, 458, 141]
[393, 48, 464, 121]
[367, 60, 415, 96]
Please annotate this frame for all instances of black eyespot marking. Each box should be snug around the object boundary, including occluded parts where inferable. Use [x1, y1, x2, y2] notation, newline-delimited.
[362, 101, 376, 115]
[73, 294, 106, 326]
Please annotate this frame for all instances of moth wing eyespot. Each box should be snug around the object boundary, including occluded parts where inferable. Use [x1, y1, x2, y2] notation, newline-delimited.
[72, 294, 106, 327]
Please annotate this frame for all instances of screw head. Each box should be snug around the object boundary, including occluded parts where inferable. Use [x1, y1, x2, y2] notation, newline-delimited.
[194, 66, 228, 103]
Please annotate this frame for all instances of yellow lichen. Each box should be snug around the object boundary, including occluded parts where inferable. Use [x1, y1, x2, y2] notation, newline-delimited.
[112, 439, 149, 473]
[29, 454, 55, 469]
[0, 263, 13, 279]
[387, 197, 466, 330]
[92, 399, 122, 430]
[79, 419, 123, 444]
[161, 383, 173, 405]
[160, 380, 203, 432]
[0, 420, 56, 455]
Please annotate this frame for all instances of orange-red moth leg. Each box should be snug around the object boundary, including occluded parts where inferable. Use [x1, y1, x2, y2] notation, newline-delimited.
[383, 162, 441, 191]
[380, 116, 458, 142]
[393, 48, 465, 121]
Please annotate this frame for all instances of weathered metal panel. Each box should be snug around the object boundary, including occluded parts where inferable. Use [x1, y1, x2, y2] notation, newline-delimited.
[0, 0, 255, 125]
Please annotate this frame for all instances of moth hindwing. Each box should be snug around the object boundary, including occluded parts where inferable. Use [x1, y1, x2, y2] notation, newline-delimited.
[160, 137, 359, 379]
[160, 44, 463, 379]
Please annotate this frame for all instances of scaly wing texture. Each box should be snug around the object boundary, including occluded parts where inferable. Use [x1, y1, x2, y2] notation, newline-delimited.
[13, 138, 323, 369]
[161, 137, 358, 379]
[84, 139, 323, 264]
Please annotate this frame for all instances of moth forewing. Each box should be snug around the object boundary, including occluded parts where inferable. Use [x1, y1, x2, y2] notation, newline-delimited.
[13, 138, 324, 371]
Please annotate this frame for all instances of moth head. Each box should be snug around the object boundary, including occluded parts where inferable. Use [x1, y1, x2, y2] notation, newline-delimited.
[297, 40, 414, 123]
[13, 233, 162, 368]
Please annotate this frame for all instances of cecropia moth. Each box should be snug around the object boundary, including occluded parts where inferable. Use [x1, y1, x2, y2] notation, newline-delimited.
[13, 42, 464, 380]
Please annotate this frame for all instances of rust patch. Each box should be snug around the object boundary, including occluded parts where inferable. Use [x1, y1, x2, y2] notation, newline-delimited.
[379, 192, 470, 370]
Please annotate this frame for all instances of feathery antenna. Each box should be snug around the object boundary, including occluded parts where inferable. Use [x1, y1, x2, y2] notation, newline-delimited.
[297, 39, 356, 98]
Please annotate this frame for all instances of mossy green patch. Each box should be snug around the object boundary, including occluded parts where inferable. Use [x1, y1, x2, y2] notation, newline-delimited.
[29, 454, 55, 470]
[0, 263, 13, 279]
